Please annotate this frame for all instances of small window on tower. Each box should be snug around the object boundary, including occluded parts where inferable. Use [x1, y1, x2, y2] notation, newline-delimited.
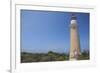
[71, 25, 76, 29]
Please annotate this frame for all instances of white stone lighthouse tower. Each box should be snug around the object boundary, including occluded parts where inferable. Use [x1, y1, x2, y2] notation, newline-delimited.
[69, 14, 81, 60]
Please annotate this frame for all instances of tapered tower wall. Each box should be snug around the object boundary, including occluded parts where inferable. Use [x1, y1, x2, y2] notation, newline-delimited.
[69, 15, 81, 60]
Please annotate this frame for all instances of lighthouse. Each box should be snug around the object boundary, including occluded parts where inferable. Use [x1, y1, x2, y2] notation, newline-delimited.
[69, 14, 81, 60]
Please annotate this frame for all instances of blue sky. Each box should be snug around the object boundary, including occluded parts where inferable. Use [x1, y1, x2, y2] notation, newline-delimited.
[21, 10, 89, 53]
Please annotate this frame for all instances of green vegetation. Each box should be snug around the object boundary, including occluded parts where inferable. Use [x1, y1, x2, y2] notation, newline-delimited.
[78, 50, 89, 60]
[21, 51, 68, 63]
[21, 50, 89, 63]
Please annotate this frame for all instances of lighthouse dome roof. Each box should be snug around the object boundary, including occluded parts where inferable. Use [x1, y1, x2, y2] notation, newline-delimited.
[71, 14, 77, 20]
